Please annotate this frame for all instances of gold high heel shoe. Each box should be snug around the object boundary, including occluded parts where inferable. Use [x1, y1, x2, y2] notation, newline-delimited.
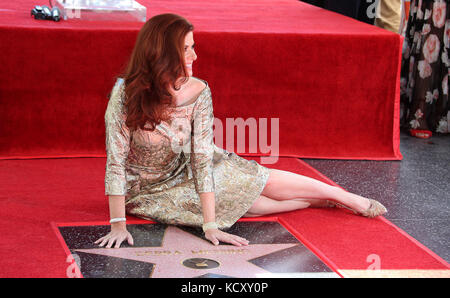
[335, 199, 387, 218]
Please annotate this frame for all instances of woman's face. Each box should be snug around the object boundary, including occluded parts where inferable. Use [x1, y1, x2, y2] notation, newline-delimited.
[183, 31, 197, 77]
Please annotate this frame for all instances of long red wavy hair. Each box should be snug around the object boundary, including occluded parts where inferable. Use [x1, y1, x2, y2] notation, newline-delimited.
[119, 14, 193, 131]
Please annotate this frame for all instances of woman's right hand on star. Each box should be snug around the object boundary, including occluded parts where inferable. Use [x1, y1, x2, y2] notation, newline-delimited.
[94, 222, 134, 248]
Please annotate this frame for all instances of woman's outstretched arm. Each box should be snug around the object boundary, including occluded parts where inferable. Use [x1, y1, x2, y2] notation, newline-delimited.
[95, 79, 134, 248]
[191, 88, 248, 247]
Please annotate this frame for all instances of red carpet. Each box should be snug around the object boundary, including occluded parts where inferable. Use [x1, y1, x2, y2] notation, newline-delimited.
[0, 157, 447, 278]
[0, 0, 402, 160]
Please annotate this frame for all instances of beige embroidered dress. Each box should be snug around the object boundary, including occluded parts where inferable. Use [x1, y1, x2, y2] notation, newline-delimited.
[104, 77, 270, 229]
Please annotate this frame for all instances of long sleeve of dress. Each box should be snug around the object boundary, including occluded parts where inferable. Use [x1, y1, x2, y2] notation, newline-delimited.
[190, 88, 215, 194]
[104, 78, 130, 196]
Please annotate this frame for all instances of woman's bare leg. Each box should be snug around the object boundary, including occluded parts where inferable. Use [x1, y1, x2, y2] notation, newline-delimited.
[244, 194, 311, 217]
[260, 169, 371, 213]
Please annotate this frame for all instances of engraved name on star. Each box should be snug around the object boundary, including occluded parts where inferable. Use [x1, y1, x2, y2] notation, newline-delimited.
[75, 225, 298, 278]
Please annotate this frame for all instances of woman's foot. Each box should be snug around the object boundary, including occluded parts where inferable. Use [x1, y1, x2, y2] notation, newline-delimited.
[336, 199, 387, 218]
[360, 199, 387, 218]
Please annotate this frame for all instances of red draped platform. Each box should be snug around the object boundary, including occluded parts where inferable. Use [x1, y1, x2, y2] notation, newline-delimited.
[0, 0, 403, 160]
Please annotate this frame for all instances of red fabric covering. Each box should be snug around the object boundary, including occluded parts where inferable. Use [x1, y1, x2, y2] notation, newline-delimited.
[0, 157, 446, 278]
[0, 0, 402, 160]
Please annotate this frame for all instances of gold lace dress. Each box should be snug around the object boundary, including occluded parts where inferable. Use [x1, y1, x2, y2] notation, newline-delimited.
[104, 77, 270, 229]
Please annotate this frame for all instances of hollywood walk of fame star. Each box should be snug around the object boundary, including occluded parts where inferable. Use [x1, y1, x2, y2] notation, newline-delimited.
[75, 225, 299, 278]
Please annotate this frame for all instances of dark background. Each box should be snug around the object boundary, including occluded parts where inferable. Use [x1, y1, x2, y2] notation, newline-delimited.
[300, 0, 376, 24]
